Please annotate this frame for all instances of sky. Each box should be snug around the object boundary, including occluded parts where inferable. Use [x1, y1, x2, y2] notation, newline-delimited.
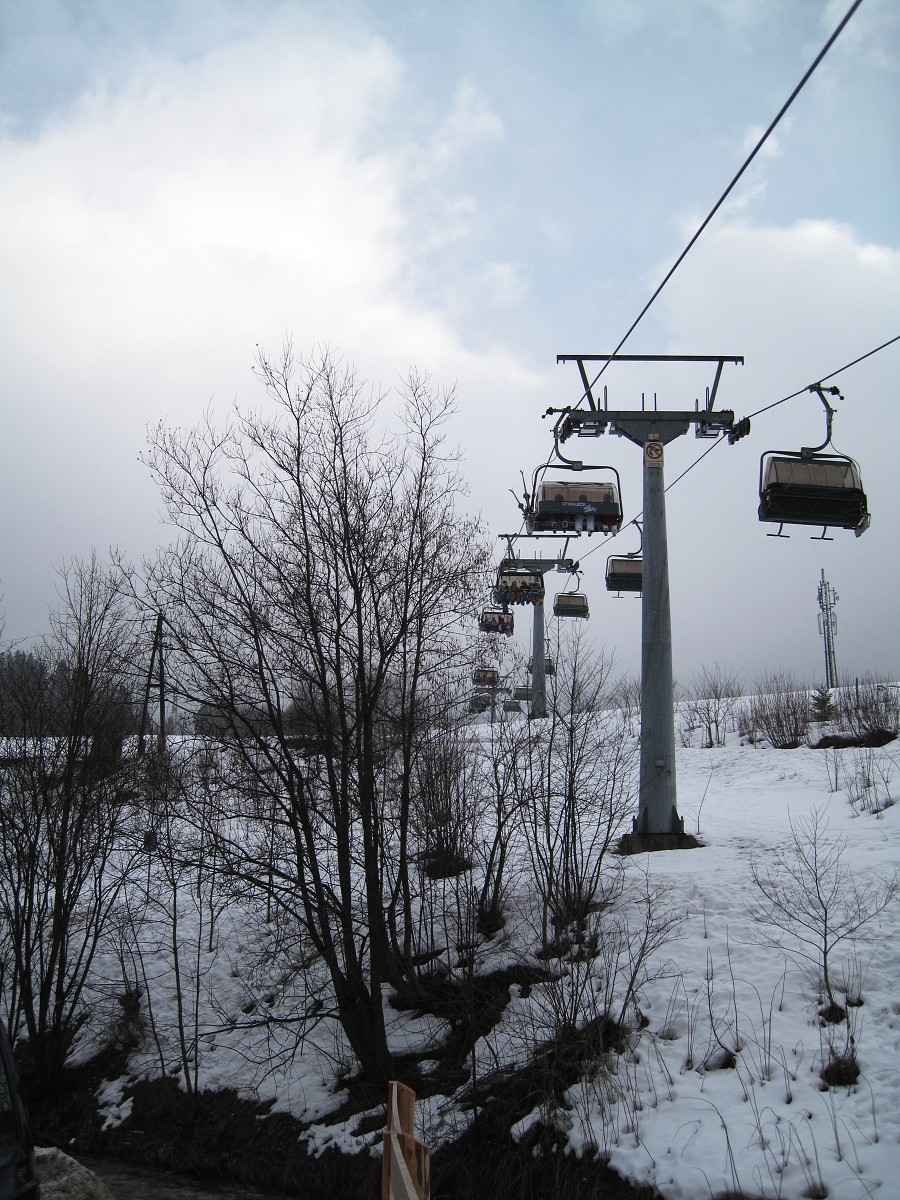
[0, 0, 897, 684]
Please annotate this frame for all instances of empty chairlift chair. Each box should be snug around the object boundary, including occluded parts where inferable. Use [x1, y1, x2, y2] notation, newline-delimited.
[527, 478, 623, 536]
[528, 656, 555, 676]
[758, 383, 871, 539]
[758, 453, 870, 537]
[553, 592, 589, 619]
[605, 556, 643, 593]
[513, 685, 532, 702]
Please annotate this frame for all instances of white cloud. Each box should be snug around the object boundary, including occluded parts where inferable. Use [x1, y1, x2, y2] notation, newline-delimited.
[646, 215, 900, 680]
[741, 124, 782, 158]
[425, 78, 503, 168]
[0, 18, 523, 640]
[477, 262, 530, 308]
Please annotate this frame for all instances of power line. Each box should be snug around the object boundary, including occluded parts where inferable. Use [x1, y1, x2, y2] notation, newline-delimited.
[578, 0, 866, 404]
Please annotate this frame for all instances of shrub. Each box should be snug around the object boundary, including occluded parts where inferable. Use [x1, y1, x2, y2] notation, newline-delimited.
[835, 674, 899, 746]
[748, 671, 810, 748]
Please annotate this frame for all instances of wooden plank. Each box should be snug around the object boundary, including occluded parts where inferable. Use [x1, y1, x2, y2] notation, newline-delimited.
[382, 1082, 430, 1200]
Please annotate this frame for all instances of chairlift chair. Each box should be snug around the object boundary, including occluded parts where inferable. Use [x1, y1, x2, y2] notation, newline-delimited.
[758, 384, 871, 538]
[525, 464, 623, 536]
[513, 685, 532, 702]
[469, 692, 492, 714]
[758, 454, 870, 537]
[493, 565, 545, 607]
[478, 608, 515, 636]
[528, 656, 555, 676]
[553, 592, 590, 620]
[605, 556, 643, 594]
[503, 698, 522, 713]
[472, 666, 499, 688]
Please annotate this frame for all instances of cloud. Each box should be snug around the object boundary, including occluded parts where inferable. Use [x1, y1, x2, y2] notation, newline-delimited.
[643, 215, 900, 679]
[0, 17, 522, 640]
[741, 124, 782, 158]
[477, 262, 531, 308]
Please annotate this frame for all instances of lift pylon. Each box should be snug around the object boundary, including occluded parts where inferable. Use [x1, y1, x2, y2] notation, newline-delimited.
[552, 353, 743, 848]
[494, 547, 578, 719]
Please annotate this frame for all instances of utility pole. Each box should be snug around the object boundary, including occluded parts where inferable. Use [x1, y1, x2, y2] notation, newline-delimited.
[817, 568, 839, 688]
[552, 353, 743, 849]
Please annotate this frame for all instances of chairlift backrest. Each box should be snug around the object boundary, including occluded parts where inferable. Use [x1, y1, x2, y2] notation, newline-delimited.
[762, 458, 862, 490]
[527, 657, 555, 675]
[537, 480, 617, 505]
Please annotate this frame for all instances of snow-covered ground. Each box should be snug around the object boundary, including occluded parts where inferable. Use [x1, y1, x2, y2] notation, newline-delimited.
[90, 728, 900, 1200]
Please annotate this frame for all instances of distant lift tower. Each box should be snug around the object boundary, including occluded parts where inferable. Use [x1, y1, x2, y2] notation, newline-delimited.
[552, 353, 743, 847]
[492, 553, 579, 718]
[817, 569, 839, 689]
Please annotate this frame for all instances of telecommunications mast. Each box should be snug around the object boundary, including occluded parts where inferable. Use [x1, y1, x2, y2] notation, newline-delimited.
[817, 569, 839, 689]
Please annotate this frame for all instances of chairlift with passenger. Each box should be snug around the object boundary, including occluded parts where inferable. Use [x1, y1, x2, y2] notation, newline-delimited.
[758, 385, 870, 539]
[478, 608, 515, 636]
[473, 666, 500, 688]
[493, 562, 545, 607]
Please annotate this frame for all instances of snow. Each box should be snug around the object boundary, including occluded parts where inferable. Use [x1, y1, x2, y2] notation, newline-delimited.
[84, 727, 900, 1200]
[35, 1147, 116, 1199]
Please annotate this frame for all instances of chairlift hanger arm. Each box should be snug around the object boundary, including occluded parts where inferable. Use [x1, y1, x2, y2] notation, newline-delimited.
[527, 458, 623, 511]
[802, 383, 843, 457]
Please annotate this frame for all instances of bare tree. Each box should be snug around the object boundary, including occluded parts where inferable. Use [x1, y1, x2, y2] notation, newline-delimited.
[523, 633, 637, 953]
[140, 345, 489, 1085]
[750, 808, 898, 1020]
[684, 663, 744, 748]
[748, 671, 810, 749]
[0, 555, 141, 1084]
[836, 674, 900, 746]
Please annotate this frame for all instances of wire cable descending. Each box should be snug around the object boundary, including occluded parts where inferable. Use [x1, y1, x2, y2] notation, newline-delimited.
[576, 0, 867, 406]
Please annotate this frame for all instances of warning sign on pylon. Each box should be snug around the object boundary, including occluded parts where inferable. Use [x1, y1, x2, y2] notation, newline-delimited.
[645, 440, 664, 465]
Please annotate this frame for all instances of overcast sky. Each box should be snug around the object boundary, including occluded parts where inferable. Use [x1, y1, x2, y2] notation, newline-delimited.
[1, 0, 897, 686]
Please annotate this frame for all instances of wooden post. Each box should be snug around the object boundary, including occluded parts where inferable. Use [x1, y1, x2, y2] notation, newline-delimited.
[382, 1081, 430, 1200]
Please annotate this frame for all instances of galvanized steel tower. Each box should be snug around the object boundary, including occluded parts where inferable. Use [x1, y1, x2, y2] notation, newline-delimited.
[551, 353, 743, 848]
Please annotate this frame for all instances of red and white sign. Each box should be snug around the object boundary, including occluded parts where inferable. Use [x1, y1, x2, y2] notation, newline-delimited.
[645, 440, 664, 464]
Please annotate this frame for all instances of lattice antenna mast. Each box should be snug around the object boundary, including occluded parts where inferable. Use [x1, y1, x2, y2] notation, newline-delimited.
[817, 568, 839, 689]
